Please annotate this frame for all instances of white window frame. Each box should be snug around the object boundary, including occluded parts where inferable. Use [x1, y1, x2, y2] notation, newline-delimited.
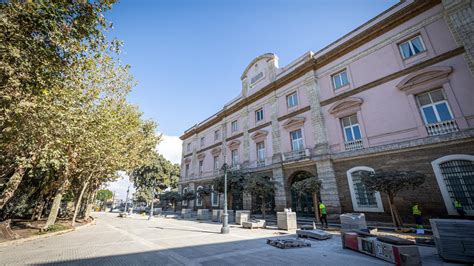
[213, 156, 219, 171]
[231, 120, 238, 133]
[185, 164, 189, 178]
[342, 115, 362, 142]
[196, 186, 203, 207]
[231, 149, 239, 166]
[416, 90, 454, 125]
[255, 108, 264, 122]
[257, 141, 265, 163]
[199, 160, 204, 174]
[214, 130, 220, 141]
[399, 35, 426, 59]
[332, 70, 349, 90]
[182, 187, 188, 206]
[290, 129, 304, 151]
[431, 154, 474, 216]
[286, 92, 298, 108]
[346, 166, 384, 212]
[211, 185, 219, 207]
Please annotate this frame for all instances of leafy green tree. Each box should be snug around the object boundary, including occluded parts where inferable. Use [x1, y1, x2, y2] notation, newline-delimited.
[196, 186, 212, 209]
[213, 171, 246, 210]
[292, 177, 322, 221]
[243, 175, 275, 218]
[96, 189, 114, 210]
[361, 170, 425, 228]
[160, 191, 182, 212]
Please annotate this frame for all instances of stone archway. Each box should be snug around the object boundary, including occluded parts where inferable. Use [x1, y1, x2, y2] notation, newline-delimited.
[288, 171, 319, 217]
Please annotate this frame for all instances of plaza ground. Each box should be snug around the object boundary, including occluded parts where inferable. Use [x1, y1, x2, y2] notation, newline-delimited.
[0, 212, 463, 265]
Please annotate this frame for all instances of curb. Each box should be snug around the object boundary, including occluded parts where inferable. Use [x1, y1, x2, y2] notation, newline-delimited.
[0, 217, 96, 248]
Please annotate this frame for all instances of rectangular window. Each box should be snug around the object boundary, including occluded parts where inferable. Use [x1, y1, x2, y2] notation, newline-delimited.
[214, 130, 220, 141]
[290, 129, 304, 151]
[255, 108, 264, 122]
[214, 156, 219, 171]
[286, 92, 298, 108]
[211, 186, 219, 207]
[199, 160, 203, 174]
[332, 70, 349, 90]
[185, 164, 189, 178]
[200, 137, 205, 147]
[231, 149, 239, 166]
[187, 143, 191, 152]
[251, 72, 264, 84]
[399, 35, 426, 59]
[341, 114, 362, 142]
[416, 89, 453, 124]
[231, 120, 238, 133]
[257, 142, 265, 163]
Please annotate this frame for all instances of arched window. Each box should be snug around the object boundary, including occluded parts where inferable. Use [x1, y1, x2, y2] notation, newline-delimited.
[211, 185, 219, 207]
[182, 187, 188, 207]
[196, 186, 203, 207]
[432, 154, 474, 216]
[346, 166, 384, 212]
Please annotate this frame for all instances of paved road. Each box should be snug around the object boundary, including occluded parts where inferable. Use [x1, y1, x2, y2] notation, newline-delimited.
[0, 212, 457, 265]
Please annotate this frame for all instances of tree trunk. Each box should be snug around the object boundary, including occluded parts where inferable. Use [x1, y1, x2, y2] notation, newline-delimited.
[387, 193, 402, 228]
[84, 188, 98, 219]
[173, 199, 177, 212]
[313, 193, 320, 223]
[71, 179, 90, 227]
[43, 180, 69, 229]
[261, 195, 266, 219]
[0, 219, 20, 240]
[0, 167, 25, 210]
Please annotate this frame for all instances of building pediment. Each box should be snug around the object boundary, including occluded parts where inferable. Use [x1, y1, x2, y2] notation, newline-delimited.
[328, 97, 363, 118]
[282, 117, 305, 129]
[396, 66, 452, 93]
[250, 130, 268, 141]
[227, 140, 241, 149]
[184, 157, 191, 164]
[211, 147, 221, 156]
[197, 152, 206, 160]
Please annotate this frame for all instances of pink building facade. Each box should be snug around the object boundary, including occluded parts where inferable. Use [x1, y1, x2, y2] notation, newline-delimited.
[179, 0, 474, 222]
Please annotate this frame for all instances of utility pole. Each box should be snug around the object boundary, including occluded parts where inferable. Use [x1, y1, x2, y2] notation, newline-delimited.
[221, 155, 229, 234]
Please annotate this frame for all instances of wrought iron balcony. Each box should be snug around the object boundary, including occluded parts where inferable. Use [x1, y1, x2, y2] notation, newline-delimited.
[282, 148, 310, 162]
[344, 139, 363, 151]
[230, 164, 240, 171]
[426, 120, 459, 136]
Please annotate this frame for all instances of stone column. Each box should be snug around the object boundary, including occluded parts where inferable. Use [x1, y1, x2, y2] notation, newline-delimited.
[241, 108, 250, 168]
[272, 167, 287, 211]
[305, 73, 341, 217]
[188, 182, 195, 209]
[443, 0, 474, 76]
[269, 94, 282, 163]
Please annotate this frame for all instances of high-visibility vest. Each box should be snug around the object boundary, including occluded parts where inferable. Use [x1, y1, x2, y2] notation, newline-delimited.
[454, 200, 462, 209]
[319, 203, 327, 215]
[412, 204, 421, 215]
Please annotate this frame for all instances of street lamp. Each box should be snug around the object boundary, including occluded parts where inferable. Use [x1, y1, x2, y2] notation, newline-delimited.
[221, 157, 229, 234]
[148, 180, 156, 220]
[124, 185, 130, 214]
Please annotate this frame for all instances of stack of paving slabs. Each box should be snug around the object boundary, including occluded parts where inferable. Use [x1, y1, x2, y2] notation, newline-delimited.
[296, 229, 332, 240]
[430, 219, 474, 263]
[340, 213, 367, 231]
[266, 239, 311, 249]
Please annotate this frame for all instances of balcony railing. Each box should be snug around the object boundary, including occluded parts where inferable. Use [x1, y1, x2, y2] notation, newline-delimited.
[282, 148, 310, 162]
[230, 164, 241, 171]
[426, 120, 459, 136]
[344, 139, 363, 151]
[256, 160, 266, 168]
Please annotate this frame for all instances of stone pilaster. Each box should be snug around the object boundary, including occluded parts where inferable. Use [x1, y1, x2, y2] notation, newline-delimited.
[269, 94, 282, 163]
[243, 192, 252, 210]
[241, 108, 250, 168]
[188, 182, 195, 209]
[272, 167, 287, 211]
[316, 160, 341, 218]
[443, 0, 474, 76]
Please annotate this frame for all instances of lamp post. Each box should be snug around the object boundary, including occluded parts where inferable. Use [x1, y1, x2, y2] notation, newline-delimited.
[148, 181, 155, 220]
[124, 185, 130, 214]
[221, 156, 229, 234]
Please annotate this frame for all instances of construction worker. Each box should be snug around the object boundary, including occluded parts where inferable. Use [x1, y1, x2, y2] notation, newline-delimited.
[454, 199, 466, 218]
[319, 201, 328, 228]
[412, 203, 423, 229]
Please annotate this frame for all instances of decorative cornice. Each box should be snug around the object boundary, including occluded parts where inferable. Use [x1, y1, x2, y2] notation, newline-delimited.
[396, 66, 453, 91]
[184, 153, 193, 158]
[248, 121, 272, 133]
[197, 153, 206, 160]
[227, 140, 241, 149]
[197, 142, 222, 154]
[180, 0, 442, 141]
[282, 117, 306, 129]
[329, 97, 363, 118]
[211, 147, 222, 156]
[241, 53, 277, 80]
[250, 130, 269, 141]
[226, 132, 244, 142]
[320, 47, 465, 106]
[277, 106, 311, 122]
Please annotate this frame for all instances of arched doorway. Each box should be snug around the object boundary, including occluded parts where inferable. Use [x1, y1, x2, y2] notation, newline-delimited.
[289, 171, 318, 217]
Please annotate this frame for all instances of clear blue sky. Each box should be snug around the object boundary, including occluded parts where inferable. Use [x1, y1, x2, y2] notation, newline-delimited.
[106, 0, 398, 137]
